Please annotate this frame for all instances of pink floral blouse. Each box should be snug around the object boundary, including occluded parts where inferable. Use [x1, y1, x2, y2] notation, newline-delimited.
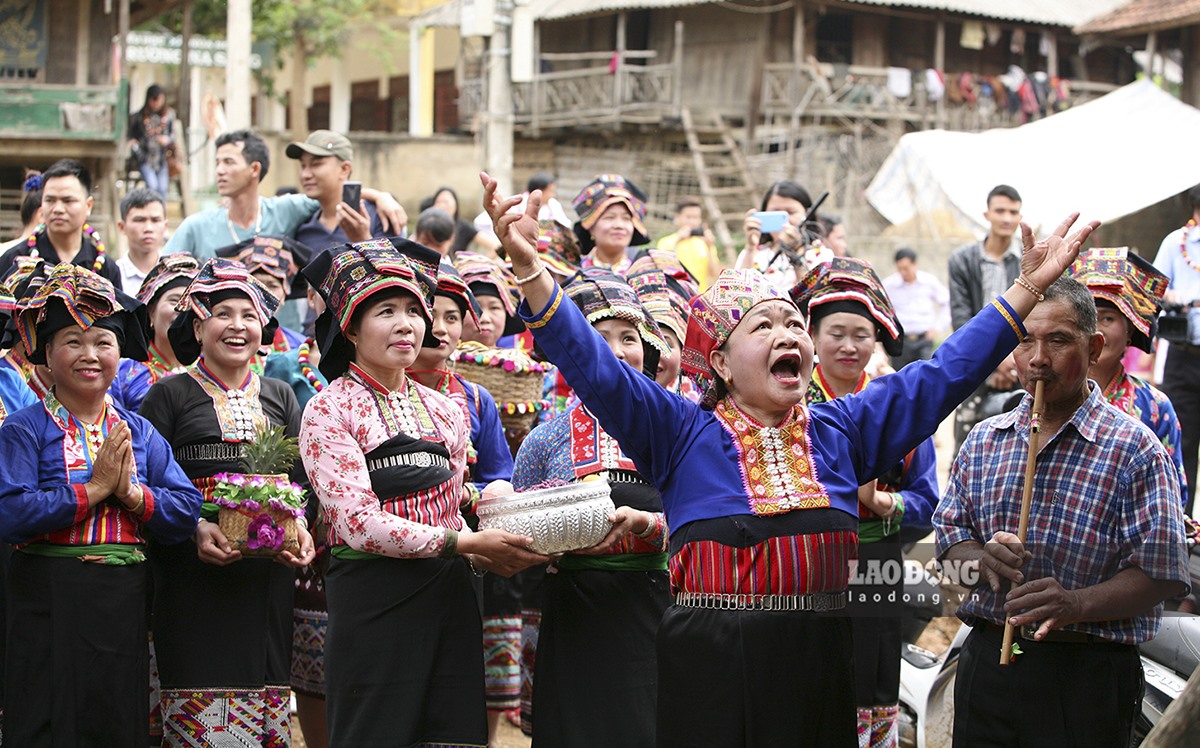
[300, 364, 470, 557]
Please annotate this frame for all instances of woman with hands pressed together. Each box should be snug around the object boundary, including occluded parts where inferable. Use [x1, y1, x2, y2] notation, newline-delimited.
[510, 267, 671, 748]
[298, 238, 546, 747]
[0, 265, 202, 746]
[139, 258, 316, 746]
[483, 171, 1097, 746]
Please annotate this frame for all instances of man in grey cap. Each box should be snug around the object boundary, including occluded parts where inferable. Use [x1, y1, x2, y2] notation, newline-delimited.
[288, 129, 395, 253]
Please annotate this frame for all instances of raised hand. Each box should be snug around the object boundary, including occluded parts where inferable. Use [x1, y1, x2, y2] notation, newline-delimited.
[480, 172, 541, 271]
[1019, 213, 1100, 293]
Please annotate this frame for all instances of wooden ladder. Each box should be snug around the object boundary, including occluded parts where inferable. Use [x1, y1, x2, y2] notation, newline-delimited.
[681, 107, 759, 263]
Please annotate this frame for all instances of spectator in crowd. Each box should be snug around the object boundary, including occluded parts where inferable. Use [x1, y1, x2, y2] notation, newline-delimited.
[882, 247, 950, 369]
[115, 188, 168, 296]
[736, 180, 818, 292]
[164, 129, 405, 261]
[935, 277, 1188, 747]
[127, 83, 176, 198]
[655, 197, 719, 290]
[1153, 183, 1200, 516]
[415, 207, 457, 257]
[947, 184, 1024, 449]
[0, 159, 123, 288]
[818, 213, 849, 257]
[287, 129, 386, 254]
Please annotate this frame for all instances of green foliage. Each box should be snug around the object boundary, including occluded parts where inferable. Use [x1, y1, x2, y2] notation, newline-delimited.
[240, 423, 300, 476]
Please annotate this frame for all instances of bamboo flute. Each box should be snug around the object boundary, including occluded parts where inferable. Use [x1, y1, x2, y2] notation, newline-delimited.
[1000, 378, 1045, 665]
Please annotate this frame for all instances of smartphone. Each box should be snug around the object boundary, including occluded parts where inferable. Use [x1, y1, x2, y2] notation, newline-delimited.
[753, 210, 788, 234]
[342, 181, 362, 207]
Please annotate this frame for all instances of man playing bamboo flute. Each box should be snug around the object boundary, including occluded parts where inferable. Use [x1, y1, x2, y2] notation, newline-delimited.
[934, 274, 1190, 748]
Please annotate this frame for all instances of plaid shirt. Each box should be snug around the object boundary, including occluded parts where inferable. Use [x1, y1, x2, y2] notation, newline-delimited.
[935, 383, 1189, 644]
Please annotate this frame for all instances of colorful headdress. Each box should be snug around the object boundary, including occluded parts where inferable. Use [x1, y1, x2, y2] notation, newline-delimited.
[790, 257, 904, 357]
[455, 250, 524, 337]
[137, 253, 200, 307]
[216, 234, 311, 299]
[629, 248, 700, 298]
[168, 258, 282, 365]
[16, 264, 148, 365]
[682, 269, 795, 409]
[436, 258, 481, 328]
[563, 267, 668, 379]
[537, 219, 582, 277]
[572, 174, 650, 249]
[302, 238, 442, 380]
[1067, 247, 1168, 353]
[0, 258, 48, 349]
[627, 267, 693, 343]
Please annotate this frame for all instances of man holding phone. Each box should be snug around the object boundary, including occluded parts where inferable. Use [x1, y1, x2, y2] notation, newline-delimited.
[288, 129, 389, 254]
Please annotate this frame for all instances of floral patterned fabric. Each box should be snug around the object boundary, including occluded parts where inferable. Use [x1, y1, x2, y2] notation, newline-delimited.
[300, 364, 469, 557]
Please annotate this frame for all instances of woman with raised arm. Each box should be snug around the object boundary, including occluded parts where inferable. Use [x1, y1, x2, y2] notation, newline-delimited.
[482, 172, 1097, 746]
[298, 238, 546, 747]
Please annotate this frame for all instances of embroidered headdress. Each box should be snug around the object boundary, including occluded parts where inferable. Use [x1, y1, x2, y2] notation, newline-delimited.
[16, 264, 148, 364]
[537, 219, 582, 277]
[628, 248, 700, 298]
[168, 258, 282, 365]
[1067, 247, 1167, 353]
[682, 269, 795, 409]
[563, 267, 669, 379]
[790, 257, 904, 357]
[215, 234, 311, 299]
[455, 250, 524, 337]
[572, 174, 650, 250]
[627, 267, 693, 344]
[137, 253, 200, 307]
[0, 258, 47, 349]
[301, 237, 442, 379]
[435, 258, 481, 328]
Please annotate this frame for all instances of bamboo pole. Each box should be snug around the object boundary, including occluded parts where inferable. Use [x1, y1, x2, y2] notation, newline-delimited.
[1000, 378, 1044, 665]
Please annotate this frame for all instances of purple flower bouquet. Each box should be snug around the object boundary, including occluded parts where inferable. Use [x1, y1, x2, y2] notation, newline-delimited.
[211, 472, 305, 557]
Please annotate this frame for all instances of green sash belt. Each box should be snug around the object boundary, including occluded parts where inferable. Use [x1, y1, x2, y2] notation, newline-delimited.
[330, 545, 383, 560]
[20, 542, 147, 565]
[556, 552, 668, 572]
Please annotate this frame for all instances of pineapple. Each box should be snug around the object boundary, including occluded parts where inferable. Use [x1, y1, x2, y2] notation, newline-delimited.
[240, 424, 300, 477]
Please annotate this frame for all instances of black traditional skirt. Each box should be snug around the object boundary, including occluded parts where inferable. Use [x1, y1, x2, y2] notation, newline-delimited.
[532, 566, 672, 748]
[150, 539, 294, 747]
[324, 554, 488, 748]
[657, 606, 857, 747]
[849, 535, 903, 707]
[5, 551, 150, 747]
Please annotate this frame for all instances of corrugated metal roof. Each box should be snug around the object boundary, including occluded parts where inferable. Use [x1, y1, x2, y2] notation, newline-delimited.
[1076, 0, 1200, 36]
[836, 0, 1127, 28]
[422, 0, 1126, 28]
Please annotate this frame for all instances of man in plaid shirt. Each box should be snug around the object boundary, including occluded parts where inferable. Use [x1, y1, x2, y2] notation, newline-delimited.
[935, 276, 1190, 747]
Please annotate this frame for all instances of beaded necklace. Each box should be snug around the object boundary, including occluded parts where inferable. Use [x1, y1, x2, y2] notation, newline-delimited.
[297, 339, 324, 393]
[1179, 218, 1200, 272]
[25, 223, 107, 272]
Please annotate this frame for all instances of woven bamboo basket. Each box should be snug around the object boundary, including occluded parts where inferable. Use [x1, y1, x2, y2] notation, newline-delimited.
[451, 343, 547, 436]
[217, 473, 301, 557]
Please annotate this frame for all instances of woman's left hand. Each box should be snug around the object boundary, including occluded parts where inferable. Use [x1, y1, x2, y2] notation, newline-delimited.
[575, 506, 652, 555]
[277, 524, 318, 568]
[480, 173, 540, 271]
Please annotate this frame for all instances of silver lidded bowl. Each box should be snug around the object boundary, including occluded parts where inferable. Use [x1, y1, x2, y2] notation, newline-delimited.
[476, 478, 616, 554]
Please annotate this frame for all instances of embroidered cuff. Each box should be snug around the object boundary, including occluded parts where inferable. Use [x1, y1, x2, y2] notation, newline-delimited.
[138, 486, 155, 522]
[520, 284, 566, 330]
[990, 296, 1026, 339]
[72, 484, 90, 523]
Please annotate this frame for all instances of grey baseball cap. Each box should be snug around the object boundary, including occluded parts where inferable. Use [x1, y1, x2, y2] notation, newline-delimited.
[285, 129, 353, 161]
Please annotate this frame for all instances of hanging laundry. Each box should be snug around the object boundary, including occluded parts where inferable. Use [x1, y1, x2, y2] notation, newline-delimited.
[925, 68, 945, 102]
[960, 21, 984, 50]
[887, 67, 912, 98]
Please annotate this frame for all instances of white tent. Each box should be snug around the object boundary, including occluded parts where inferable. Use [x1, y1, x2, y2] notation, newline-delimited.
[865, 81, 1200, 237]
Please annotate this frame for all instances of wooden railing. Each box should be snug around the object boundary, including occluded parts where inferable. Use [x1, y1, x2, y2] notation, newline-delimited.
[762, 62, 1119, 130]
[0, 80, 127, 141]
[459, 49, 680, 132]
